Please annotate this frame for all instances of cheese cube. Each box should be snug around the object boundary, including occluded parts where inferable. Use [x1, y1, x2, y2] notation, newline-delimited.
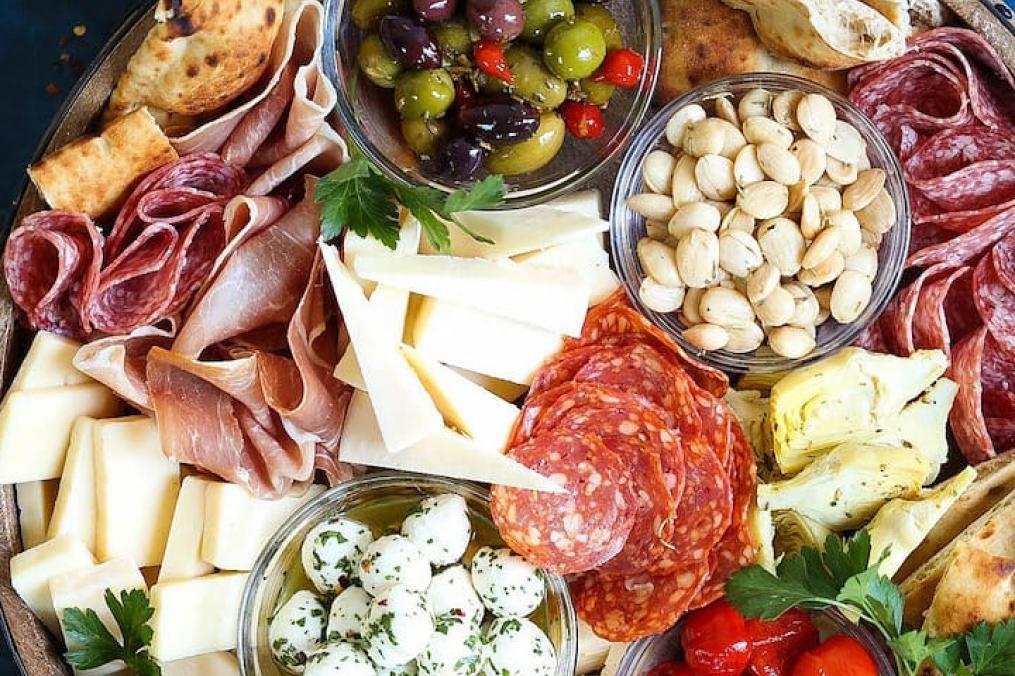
[158, 477, 215, 583]
[50, 557, 146, 676]
[48, 417, 98, 550]
[321, 242, 442, 453]
[354, 253, 590, 336]
[340, 392, 562, 493]
[402, 345, 520, 452]
[150, 573, 249, 662]
[94, 417, 180, 566]
[448, 367, 528, 402]
[9, 331, 90, 392]
[514, 236, 620, 307]
[10, 535, 95, 635]
[412, 297, 563, 385]
[0, 384, 121, 483]
[16, 480, 58, 549]
[202, 483, 325, 571]
[162, 652, 240, 676]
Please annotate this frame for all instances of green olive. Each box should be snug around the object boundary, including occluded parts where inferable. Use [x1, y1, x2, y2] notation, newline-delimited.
[485, 45, 568, 109]
[351, 0, 409, 30]
[485, 111, 566, 175]
[394, 69, 455, 119]
[575, 4, 623, 50]
[432, 19, 473, 60]
[521, 0, 575, 44]
[578, 77, 616, 105]
[401, 118, 449, 157]
[358, 34, 402, 89]
[543, 18, 607, 80]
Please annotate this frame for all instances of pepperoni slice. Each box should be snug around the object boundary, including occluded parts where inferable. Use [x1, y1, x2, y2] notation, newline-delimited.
[490, 431, 637, 575]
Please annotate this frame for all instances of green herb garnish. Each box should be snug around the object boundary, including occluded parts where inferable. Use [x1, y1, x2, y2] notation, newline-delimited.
[63, 588, 160, 676]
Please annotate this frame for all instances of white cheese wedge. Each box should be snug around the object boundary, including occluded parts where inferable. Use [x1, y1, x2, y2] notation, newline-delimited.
[321, 242, 443, 453]
[448, 367, 529, 402]
[150, 573, 249, 662]
[424, 205, 609, 258]
[48, 417, 98, 550]
[344, 232, 391, 295]
[94, 416, 180, 567]
[159, 476, 215, 583]
[201, 483, 325, 571]
[412, 297, 563, 385]
[10, 535, 95, 635]
[354, 253, 590, 336]
[162, 652, 240, 676]
[514, 236, 619, 307]
[340, 392, 561, 493]
[546, 190, 602, 218]
[0, 383, 120, 483]
[16, 480, 58, 549]
[402, 345, 519, 452]
[50, 557, 146, 676]
[9, 331, 91, 392]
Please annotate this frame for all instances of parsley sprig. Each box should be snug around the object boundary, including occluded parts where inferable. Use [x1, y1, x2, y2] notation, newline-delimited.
[63, 588, 160, 676]
[315, 154, 504, 252]
[725, 530, 1015, 676]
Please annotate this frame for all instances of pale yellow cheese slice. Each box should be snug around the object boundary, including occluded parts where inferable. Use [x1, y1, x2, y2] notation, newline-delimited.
[9, 331, 90, 392]
[150, 573, 249, 662]
[10, 535, 95, 635]
[514, 236, 619, 307]
[448, 367, 528, 403]
[15, 480, 58, 549]
[162, 652, 240, 676]
[48, 417, 98, 550]
[158, 476, 215, 583]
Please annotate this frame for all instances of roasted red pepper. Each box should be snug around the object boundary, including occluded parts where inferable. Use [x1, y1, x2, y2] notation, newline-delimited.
[473, 39, 513, 83]
[681, 600, 753, 676]
[746, 609, 820, 676]
[593, 48, 644, 88]
[560, 101, 605, 139]
[790, 636, 879, 676]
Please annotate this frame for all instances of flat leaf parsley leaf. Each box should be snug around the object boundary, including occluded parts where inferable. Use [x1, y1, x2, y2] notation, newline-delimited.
[63, 589, 160, 676]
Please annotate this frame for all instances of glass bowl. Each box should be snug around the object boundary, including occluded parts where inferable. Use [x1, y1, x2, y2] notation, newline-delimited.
[323, 0, 662, 207]
[613, 609, 897, 675]
[236, 472, 578, 676]
[610, 73, 911, 374]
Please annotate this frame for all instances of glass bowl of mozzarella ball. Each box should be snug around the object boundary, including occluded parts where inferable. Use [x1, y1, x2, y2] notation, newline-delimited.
[611, 73, 911, 373]
[238, 473, 577, 676]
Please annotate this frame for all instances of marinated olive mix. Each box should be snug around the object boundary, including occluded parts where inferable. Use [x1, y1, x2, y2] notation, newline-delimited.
[351, 0, 646, 182]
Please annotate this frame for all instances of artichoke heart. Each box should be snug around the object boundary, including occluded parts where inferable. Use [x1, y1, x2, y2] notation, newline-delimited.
[748, 501, 777, 573]
[726, 389, 773, 468]
[867, 467, 976, 578]
[769, 347, 948, 474]
[869, 377, 958, 483]
[772, 509, 833, 557]
[757, 442, 931, 531]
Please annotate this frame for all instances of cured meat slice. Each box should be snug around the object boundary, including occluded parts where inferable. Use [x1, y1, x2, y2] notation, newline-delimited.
[72, 325, 175, 411]
[994, 234, 1015, 293]
[982, 335, 1015, 419]
[491, 431, 637, 575]
[572, 558, 710, 642]
[912, 161, 1015, 214]
[905, 127, 1015, 181]
[950, 327, 994, 463]
[528, 345, 609, 398]
[972, 252, 1015, 353]
[908, 207, 1015, 269]
[912, 266, 973, 355]
[3, 210, 102, 338]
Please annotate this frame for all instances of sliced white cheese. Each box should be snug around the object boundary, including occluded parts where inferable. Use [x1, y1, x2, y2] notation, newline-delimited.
[159, 476, 215, 583]
[201, 482, 325, 571]
[50, 557, 146, 676]
[10, 534, 95, 635]
[354, 253, 589, 337]
[162, 652, 240, 676]
[425, 205, 609, 258]
[402, 345, 520, 452]
[16, 480, 58, 549]
[94, 416, 180, 567]
[321, 242, 443, 453]
[150, 573, 249, 662]
[577, 618, 614, 675]
[514, 236, 619, 307]
[412, 297, 563, 385]
[48, 417, 98, 550]
[546, 190, 602, 218]
[10, 331, 91, 392]
[0, 383, 121, 483]
[339, 392, 562, 493]
[448, 367, 529, 402]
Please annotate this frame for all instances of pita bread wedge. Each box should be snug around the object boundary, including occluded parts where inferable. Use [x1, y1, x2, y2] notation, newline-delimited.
[106, 0, 285, 123]
[720, 0, 907, 69]
[28, 108, 178, 218]
[924, 494, 1015, 636]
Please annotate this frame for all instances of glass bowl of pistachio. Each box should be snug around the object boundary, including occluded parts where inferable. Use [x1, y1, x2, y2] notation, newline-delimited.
[610, 73, 910, 373]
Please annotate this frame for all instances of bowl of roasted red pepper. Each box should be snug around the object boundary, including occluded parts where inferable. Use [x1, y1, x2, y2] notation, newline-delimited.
[324, 0, 661, 204]
[618, 600, 896, 676]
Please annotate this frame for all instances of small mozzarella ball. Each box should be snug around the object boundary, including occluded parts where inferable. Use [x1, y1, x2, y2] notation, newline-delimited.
[418, 617, 483, 675]
[376, 662, 418, 676]
[359, 534, 432, 596]
[269, 590, 328, 672]
[304, 641, 374, 676]
[401, 494, 472, 567]
[470, 547, 544, 618]
[302, 517, 375, 594]
[483, 617, 556, 676]
[365, 584, 434, 668]
[327, 586, 371, 641]
[426, 565, 484, 628]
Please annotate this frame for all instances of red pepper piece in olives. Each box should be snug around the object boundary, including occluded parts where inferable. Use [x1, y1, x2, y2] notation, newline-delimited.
[467, 0, 525, 41]
[379, 16, 443, 69]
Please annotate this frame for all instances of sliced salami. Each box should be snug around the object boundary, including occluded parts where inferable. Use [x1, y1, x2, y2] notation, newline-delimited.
[982, 331, 1015, 419]
[994, 234, 1015, 293]
[912, 266, 973, 355]
[972, 252, 1015, 353]
[908, 207, 1015, 269]
[490, 431, 637, 575]
[905, 127, 1015, 181]
[949, 327, 994, 463]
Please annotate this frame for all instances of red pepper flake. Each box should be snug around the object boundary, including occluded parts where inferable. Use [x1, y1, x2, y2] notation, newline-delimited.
[592, 49, 645, 89]
[474, 39, 514, 84]
[560, 101, 605, 140]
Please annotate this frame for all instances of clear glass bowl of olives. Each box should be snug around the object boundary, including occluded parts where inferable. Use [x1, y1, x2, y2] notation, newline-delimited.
[324, 0, 662, 205]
